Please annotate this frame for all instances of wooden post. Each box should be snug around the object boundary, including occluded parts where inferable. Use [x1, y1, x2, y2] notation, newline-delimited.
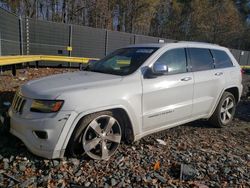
[12, 65, 16, 76]
[35, 61, 39, 68]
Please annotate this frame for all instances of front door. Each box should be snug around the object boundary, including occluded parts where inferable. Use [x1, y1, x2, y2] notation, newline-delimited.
[142, 48, 194, 131]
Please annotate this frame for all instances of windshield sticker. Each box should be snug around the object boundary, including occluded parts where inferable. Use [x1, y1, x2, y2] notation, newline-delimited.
[136, 49, 154, 53]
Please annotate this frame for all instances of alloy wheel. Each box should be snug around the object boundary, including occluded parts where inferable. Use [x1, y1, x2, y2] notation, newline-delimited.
[220, 97, 235, 125]
[82, 115, 122, 160]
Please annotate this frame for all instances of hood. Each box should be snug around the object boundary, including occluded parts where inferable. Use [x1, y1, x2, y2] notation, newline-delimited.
[20, 71, 122, 99]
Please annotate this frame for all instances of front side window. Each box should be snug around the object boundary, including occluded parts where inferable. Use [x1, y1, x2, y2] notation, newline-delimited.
[88, 47, 158, 76]
[188, 48, 214, 71]
[211, 49, 233, 68]
[155, 48, 187, 74]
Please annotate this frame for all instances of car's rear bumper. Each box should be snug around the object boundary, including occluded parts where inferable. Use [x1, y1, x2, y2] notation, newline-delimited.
[9, 108, 73, 159]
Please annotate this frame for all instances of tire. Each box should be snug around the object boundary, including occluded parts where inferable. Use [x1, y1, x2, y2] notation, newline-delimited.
[209, 92, 236, 128]
[67, 111, 122, 160]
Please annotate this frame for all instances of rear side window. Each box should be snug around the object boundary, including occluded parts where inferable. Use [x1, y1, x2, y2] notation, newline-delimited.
[188, 48, 214, 71]
[211, 49, 233, 68]
[155, 48, 187, 74]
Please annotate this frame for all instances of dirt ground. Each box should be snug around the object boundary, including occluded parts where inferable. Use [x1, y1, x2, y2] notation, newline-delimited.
[0, 68, 249, 187]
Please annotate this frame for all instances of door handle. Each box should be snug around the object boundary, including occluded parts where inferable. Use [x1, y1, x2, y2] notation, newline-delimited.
[215, 72, 223, 76]
[181, 77, 192, 81]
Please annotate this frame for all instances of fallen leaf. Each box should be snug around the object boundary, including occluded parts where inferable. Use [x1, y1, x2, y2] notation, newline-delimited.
[154, 161, 160, 171]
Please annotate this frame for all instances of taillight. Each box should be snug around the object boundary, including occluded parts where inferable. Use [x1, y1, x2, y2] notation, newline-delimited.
[241, 68, 245, 75]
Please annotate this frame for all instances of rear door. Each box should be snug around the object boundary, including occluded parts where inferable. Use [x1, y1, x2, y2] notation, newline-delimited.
[188, 48, 226, 117]
[211, 49, 236, 87]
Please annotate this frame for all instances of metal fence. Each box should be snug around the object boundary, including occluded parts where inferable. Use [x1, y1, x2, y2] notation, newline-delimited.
[0, 8, 20, 56]
[0, 7, 250, 66]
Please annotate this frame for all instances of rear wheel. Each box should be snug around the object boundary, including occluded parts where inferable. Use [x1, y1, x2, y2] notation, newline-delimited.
[209, 92, 236, 127]
[67, 111, 122, 160]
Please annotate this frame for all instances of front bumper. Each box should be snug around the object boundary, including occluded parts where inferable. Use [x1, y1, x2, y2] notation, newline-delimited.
[9, 108, 73, 159]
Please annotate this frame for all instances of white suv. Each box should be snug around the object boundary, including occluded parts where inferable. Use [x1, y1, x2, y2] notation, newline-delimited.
[9, 42, 243, 160]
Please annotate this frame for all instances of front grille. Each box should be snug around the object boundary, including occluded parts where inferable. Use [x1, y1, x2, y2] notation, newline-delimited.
[12, 93, 26, 114]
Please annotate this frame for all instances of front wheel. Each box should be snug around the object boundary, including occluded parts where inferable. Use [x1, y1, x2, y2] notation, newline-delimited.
[67, 111, 122, 160]
[209, 92, 236, 128]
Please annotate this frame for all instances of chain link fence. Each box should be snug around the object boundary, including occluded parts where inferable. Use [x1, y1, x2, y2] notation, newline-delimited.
[0, 7, 250, 67]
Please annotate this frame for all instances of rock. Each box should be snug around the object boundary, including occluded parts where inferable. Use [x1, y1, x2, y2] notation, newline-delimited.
[70, 158, 80, 166]
[57, 174, 63, 179]
[154, 172, 166, 184]
[146, 175, 152, 182]
[0, 174, 3, 183]
[0, 155, 3, 161]
[18, 77, 27, 81]
[19, 162, 27, 172]
[117, 180, 125, 188]
[75, 170, 82, 177]
[3, 158, 9, 170]
[180, 164, 197, 180]
[20, 177, 36, 188]
[104, 183, 109, 188]
[245, 154, 250, 161]
[236, 167, 245, 175]
[208, 166, 215, 173]
[43, 175, 49, 182]
[44, 160, 50, 166]
[115, 156, 124, 165]
[102, 177, 107, 182]
[156, 139, 167, 146]
[193, 182, 209, 188]
[52, 160, 60, 167]
[3, 158, 9, 163]
[209, 181, 220, 187]
[224, 167, 231, 174]
[84, 182, 91, 187]
[136, 175, 141, 182]
[111, 178, 117, 186]
[8, 180, 15, 187]
[89, 160, 94, 166]
[125, 177, 131, 184]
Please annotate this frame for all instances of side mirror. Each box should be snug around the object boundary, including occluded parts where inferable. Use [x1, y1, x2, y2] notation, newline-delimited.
[152, 63, 168, 75]
[143, 63, 168, 79]
[81, 59, 99, 71]
[88, 59, 99, 64]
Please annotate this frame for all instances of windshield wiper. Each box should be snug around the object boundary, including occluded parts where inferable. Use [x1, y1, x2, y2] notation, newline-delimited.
[91, 69, 121, 75]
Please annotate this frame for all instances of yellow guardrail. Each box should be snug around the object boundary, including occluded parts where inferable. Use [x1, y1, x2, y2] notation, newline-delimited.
[0, 55, 99, 66]
[241, 65, 250, 69]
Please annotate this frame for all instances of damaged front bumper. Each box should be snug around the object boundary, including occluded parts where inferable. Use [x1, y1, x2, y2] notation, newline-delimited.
[8, 108, 74, 159]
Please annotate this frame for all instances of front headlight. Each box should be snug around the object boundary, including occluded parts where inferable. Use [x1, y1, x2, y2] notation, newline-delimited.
[30, 100, 64, 113]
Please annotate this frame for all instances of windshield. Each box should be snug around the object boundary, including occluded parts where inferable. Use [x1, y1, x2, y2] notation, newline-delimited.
[87, 47, 159, 76]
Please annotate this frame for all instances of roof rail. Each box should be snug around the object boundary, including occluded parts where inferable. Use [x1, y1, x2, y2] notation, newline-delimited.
[178, 41, 220, 46]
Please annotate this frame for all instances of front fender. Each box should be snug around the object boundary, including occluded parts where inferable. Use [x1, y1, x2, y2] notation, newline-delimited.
[55, 104, 140, 157]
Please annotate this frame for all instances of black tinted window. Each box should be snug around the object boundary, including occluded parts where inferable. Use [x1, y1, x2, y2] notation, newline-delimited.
[155, 48, 187, 74]
[211, 50, 233, 68]
[189, 48, 214, 71]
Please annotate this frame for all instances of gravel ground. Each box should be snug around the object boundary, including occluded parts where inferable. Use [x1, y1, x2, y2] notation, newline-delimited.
[0, 68, 249, 188]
